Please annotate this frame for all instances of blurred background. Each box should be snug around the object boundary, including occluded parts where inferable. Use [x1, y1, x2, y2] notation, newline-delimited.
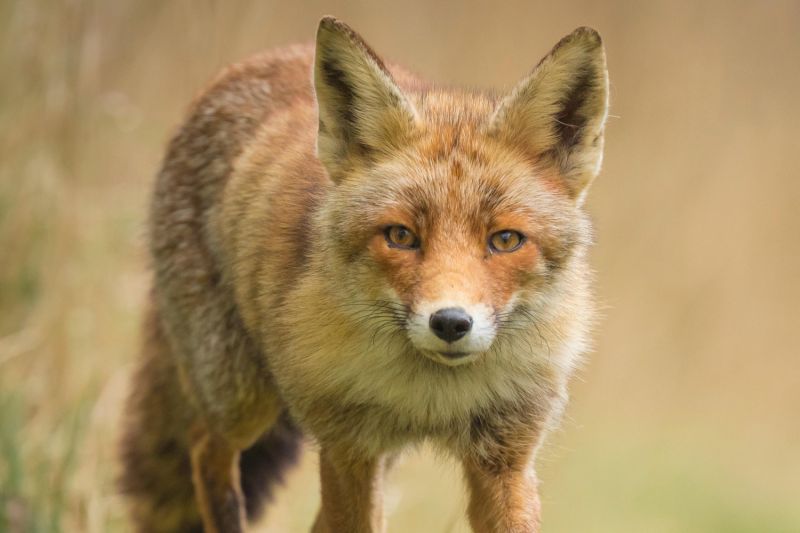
[1, 0, 798, 531]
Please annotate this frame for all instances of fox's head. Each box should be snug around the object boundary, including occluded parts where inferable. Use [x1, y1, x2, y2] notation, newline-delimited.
[313, 17, 608, 366]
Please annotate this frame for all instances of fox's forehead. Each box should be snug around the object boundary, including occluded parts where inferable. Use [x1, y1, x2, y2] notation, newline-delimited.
[410, 89, 497, 133]
[369, 116, 549, 224]
[402, 90, 534, 178]
[376, 158, 529, 224]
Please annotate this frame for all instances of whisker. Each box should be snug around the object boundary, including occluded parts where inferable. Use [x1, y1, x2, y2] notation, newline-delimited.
[329, 298, 412, 345]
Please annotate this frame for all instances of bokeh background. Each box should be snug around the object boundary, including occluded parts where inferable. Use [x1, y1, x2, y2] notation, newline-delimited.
[1, 0, 799, 531]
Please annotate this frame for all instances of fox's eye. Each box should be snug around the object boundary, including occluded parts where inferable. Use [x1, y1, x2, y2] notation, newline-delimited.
[489, 230, 525, 253]
[385, 225, 419, 249]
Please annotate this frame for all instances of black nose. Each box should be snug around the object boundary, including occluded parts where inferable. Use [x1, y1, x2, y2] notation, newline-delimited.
[429, 307, 473, 343]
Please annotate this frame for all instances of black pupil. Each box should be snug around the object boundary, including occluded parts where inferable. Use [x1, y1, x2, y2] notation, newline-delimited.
[396, 228, 407, 241]
[500, 232, 512, 243]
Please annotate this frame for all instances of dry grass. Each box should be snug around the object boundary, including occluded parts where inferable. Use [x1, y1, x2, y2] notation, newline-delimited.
[1, 1, 798, 531]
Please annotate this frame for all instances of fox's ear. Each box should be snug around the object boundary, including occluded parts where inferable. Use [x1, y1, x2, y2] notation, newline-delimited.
[314, 17, 417, 181]
[489, 27, 609, 203]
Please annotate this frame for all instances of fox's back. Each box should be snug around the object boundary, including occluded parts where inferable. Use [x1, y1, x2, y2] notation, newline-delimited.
[150, 44, 315, 289]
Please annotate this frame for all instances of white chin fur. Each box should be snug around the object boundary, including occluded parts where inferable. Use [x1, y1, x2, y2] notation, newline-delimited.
[420, 350, 481, 367]
[406, 301, 497, 364]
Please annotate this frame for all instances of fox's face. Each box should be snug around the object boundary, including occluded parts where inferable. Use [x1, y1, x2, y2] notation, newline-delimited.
[314, 19, 607, 366]
[323, 122, 588, 366]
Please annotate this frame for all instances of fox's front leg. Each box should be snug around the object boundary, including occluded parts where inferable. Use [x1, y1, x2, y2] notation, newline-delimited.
[312, 445, 388, 533]
[190, 430, 245, 533]
[463, 456, 541, 533]
[462, 410, 548, 533]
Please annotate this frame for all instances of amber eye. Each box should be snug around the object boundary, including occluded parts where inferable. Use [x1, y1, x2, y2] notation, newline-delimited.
[489, 230, 525, 253]
[384, 225, 419, 249]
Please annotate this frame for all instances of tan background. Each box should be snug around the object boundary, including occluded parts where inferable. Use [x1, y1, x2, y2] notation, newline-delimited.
[1, 0, 798, 531]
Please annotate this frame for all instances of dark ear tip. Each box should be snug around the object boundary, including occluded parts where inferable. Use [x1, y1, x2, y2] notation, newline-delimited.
[316, 16, 343, 49]
[318, 15, 339, 28]
[318, 16, 350, 36]
[569, 26, 603, 47]
[317, 16, 365, 53]
[545, 26, 604, 63]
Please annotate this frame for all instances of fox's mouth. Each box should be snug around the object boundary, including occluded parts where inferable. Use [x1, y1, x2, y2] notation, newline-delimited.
[438, 351, 471, 358]
[418, 349, 478, 367]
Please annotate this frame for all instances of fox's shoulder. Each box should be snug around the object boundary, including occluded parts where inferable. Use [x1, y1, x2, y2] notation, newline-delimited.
[188, 43, 317, 115]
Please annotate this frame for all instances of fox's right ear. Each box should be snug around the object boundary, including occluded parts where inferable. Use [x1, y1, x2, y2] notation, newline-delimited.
[489, 27, 609, 204]
[314, 17, 417, 181]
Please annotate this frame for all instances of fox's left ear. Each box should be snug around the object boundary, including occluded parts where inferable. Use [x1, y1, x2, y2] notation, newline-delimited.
[489, 27, 609, 203]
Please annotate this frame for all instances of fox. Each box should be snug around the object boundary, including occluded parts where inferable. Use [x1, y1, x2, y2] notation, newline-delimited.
[119, 15, 609, 533]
